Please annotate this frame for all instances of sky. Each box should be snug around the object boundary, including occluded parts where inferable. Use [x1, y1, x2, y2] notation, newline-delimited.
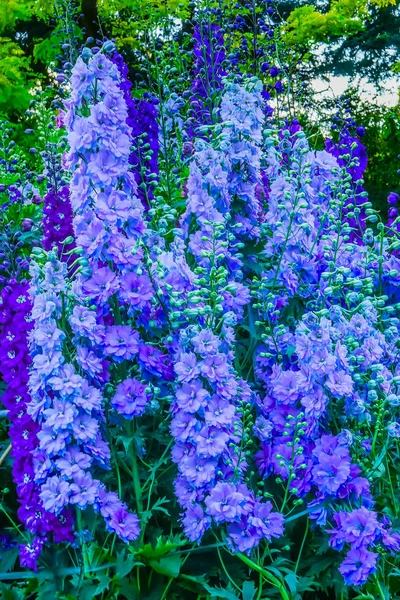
[313, 74, 399, 107]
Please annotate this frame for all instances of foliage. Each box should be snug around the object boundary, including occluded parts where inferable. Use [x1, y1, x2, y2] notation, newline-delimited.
[284, 0, 396, 47]
[281, 0, 400, 84]
[0, 38, 36, 114]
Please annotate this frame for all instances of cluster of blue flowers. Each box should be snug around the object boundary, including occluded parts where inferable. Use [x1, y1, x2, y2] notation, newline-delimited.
[1, 19, 400, 593]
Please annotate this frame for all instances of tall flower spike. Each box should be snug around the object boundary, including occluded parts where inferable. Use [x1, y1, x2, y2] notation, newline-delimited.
[111, 49, 159, 210]
[64, 42, 169, 405]
[189, 21, 227, 137]
[27, 251, 139, 543]
[0, 280, 73, 570]
[325, 113, 368, 242]
[43, 185, 76, 262]
[170, 78, 283, 551]
[56, 42, 172, 540]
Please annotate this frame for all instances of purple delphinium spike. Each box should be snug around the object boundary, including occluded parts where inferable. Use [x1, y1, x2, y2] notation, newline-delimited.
[110, 49, 159, 210]
[189, 21, 227, 136]
[325, 124, 368, 242]
[42, 185, 76, 262]
[63, 42, 171, 402]
[169, 77, 283, 551]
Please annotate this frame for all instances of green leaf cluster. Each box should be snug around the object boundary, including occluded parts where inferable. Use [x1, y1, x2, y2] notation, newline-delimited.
[0, 38, 35, 114]
[283, 0, 395, 48]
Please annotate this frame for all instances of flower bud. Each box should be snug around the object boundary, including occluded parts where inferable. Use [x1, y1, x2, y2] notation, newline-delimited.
[21, 218, 34, 232]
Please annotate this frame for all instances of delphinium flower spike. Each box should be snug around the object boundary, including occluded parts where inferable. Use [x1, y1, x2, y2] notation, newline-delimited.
[111, 48, 159, 210]
[0, 279, 74, 570]
[27, 250, 140, 542]
[170, 77, 283, 551]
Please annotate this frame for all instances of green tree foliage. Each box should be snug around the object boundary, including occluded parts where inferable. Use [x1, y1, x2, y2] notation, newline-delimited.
[280, 0, 400, 85]
[98, 0, 190, 47]
[0, 1, 57, 118]
[355, 96, 400, 212]
[0, 38, 34, 114]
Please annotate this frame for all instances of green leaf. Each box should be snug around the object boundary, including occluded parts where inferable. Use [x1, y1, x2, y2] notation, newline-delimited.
[78, 584, 98, 600]
[137, 535, 186, 560]
[95, 574, 111, 595]
[284, 572, 298, 596]
[148, 554, 181, 578]
[242, 580, 256, 600]
[0, 582, 25, 600]
[202, 584, 239, 599]
[0, 547, 19, 575]
[150, 496, 171, 516]
[36, 572, 57, 600]
[178, 573, 211, 593]
[116, 550, 136, 579]
[119, 434, 134, 453]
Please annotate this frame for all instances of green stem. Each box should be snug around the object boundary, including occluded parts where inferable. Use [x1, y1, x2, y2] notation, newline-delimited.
[385, 455, 397, 517]
[0, 504, 30, 543]
[375, 577, 387, 600]
[236, 553, 291, 600]
[255, 570, 263, 600]
[217, 547, 242, 592]
[76, 508, 89, 573]
[131, 448, 143, 515]
[294, 519, 309, 574]
[129, 421, 144, 541]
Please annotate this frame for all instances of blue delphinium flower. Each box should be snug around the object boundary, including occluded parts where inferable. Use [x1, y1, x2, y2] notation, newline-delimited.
[28, 251, 139, 542]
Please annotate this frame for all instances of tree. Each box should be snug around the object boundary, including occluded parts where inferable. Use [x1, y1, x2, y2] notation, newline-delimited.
[279, 0, 400, 86]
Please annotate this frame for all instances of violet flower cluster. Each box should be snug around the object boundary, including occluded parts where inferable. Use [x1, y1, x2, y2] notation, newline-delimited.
[26, 43, 174, 543]
[189, 21, 227, 136]
[25, 45, 158, 543]
[0, 280, 73, 570]
[111, 49, 159, 209]
[252, 123, 400, 584]
[326, 106, 369, 242]
[27, 251, 139, 543]
[42, 185, 75, 260]
[171, 78, 283, 551]
[63, 43, 172, 411]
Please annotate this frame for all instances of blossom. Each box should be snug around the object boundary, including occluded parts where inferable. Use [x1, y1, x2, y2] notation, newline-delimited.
[19, 537, 44, 571]
[204, 396, 236, 427]
[174, 353, 199, 382]
[248, 501, 284, 541]
[105, 507, 140, 542]
[104, 326, 140, 360]
[270, 368, 306, 405]
[120, 272, 153, 308]
[196, 426, 229, 457]
[40, 476, 71, 513]
[179, 455, 217, 486]
[200, 354, 230, 382]
[192, 329, 220, 356]
[328, 508, 382, 551]
[204, 483, 252, 523]
[325, 370, 354, 396]
[175, 381, 209, 413]
[69, 473, 101, 509]
[182, 504, 212, 542]
[55, 448, 93, 478]
[70, 306, 98, 336]
[111, 378, 148, 417]
[339, 548, 378, 586]
[83, 267, 118, 303]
